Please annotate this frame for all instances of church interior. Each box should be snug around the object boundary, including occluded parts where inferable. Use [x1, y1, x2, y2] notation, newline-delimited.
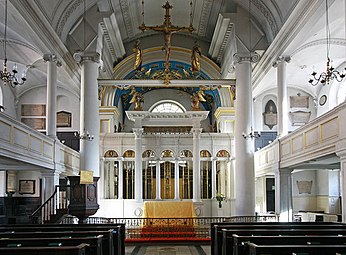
[1, 0, 346, 253]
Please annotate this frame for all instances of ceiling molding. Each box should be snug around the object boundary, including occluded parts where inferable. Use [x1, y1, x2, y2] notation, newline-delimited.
[11, 0, 80, 91]
[251, 0, 278, 40]
[56, 0, 83, 37]
[102, 14, 126, 60]
[252, 0, 322, 90]
[119, 0, 135, 38]
[208, 13, 234, 63]
[292, 38, 346, 56]
[0, 38, 41, 56]
[197, 0, 213, 37]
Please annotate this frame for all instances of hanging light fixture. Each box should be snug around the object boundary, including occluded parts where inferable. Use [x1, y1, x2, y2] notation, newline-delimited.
[74, 129, 94, 141]
[0, 0, 26, 87]
[308, 0, 345, 86]
[242, 127, 261, 140]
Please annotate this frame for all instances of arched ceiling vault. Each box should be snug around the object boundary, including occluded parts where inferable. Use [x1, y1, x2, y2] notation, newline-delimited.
[2, 0, 343, 105]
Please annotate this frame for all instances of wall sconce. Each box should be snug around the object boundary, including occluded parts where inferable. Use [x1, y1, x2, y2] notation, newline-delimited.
[74, 129, 94, 141]
[242, 127, 261, 140]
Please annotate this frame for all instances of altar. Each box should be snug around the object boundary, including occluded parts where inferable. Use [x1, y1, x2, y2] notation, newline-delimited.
[142, 201, 196, 218]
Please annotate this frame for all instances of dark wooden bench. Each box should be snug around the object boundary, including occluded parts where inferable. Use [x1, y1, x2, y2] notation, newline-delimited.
[248, 243, 346, 255]
[0, 243, 88, 255]
[0, 235, 103, 255]
[222, 228, 346, 255]
[0, 230, 113, 255]
[232, 234, 346, 255]
[0, 223, 125, 255]
[211, 222, 346, 255]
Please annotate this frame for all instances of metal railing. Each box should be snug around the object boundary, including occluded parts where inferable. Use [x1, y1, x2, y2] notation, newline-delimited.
[62, 215, 278, 239]
[31, 185, 70, 224]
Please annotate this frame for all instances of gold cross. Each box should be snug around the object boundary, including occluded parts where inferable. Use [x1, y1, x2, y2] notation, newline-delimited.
[139, 1, 194, 83]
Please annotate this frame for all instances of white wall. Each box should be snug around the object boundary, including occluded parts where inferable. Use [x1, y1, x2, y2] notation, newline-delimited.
[253, 88, 317, 132]
[18, 86, 80, 132]
[0, 84, 17, 118]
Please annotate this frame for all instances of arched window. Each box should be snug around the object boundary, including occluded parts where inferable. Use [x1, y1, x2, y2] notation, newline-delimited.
[103, 150, 119, 199]
[161, 150, 174, 158]
[104, 150, 118, 157]
[216, 150, 231, 196]
[179, 150, 193, 199]
[216, 150, 230, 158]
[150, 100, 185, 113]
[200, 150, 212, 199]
[142, 150, 156, 199]
[123, 150, 135, 199]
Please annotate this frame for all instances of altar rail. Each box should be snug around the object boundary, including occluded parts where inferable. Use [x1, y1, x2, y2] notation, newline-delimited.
[62, 215, 279, 240]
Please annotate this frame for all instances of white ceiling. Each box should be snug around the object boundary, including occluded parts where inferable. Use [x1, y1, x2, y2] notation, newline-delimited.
[0, 0, 345, 103]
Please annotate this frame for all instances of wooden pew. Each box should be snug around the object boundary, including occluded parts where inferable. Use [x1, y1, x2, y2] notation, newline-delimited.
[0, 235, 103, 255]
[0, 223, 125, 255]
[0, 230, 113, 255]
[248, 243, 346, 255]
[211, 222, 346, 255]
[0, 243, 88, 255]
[222, 228, 346, 255]
[232, 234, 346, 255]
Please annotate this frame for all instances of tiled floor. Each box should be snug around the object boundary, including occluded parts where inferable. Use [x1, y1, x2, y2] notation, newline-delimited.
[126, 244, 211, 255]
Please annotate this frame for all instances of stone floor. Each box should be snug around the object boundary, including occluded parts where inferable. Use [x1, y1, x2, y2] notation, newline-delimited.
[125, 244, 211, 255]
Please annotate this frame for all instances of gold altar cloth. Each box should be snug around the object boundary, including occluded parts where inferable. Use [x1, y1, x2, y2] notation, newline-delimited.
[142, 201, 196, 218]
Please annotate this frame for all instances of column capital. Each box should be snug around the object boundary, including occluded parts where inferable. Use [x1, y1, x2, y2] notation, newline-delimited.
[192, 128, 202, 138]
[275, 168, 293, 175]
[73, 51, 100, 64]
[133, 128, 144, 138]
[233, 52, 260, 64]
[43, 54, 62, 67]
[272, 55, 291, 68]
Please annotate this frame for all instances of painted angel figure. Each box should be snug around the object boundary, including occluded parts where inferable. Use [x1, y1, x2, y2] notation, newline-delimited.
[129, 87, 144, 111]
[191, 88, 206, 111]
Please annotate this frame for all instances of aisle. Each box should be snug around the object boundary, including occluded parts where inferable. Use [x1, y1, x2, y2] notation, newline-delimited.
[126, 244, 210, 255]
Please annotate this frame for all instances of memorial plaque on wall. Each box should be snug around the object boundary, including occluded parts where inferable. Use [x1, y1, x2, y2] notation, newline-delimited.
[290, 95, 309, 108]
[21, 118, 46, 130]
[57, 111, 72, 127]
[289, 111, 311, 126]
[263, 112, 277, 130]
[297, 180, 312, 194]
[21, 104, 46, 116]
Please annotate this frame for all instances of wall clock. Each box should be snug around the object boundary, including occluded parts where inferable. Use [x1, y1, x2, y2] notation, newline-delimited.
[319, 95, 327, 106]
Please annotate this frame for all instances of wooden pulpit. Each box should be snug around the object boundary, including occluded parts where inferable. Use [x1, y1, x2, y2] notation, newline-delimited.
[67, 176, 99, 223]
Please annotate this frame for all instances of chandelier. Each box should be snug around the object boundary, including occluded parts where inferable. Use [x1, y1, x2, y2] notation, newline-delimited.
[0, 0, 26, 87]
[74, 129, 94, 141]
[242, 127, 261, 140]
[308, 0, 345, 86]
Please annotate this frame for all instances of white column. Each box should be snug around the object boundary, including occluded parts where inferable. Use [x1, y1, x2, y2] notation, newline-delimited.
[273, 56, 290, 137]
[234, 53, 259, 216]
[41, 171, 60, 202]
[211, 157, 217, 198]
[174, 158, 180, 200]
[275, 168, 293, 222]
[43, 54, 61, 139]
[109, 161, 115, 198]
[74, 52, 100, 177]
[133, 128, 143, 201]
[118, 159, 124, 199]
[192, 128, 202, 202]
[156, 160, 161, 199]
[336, 148, 346, 222]
[99, 158, 105, 198]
